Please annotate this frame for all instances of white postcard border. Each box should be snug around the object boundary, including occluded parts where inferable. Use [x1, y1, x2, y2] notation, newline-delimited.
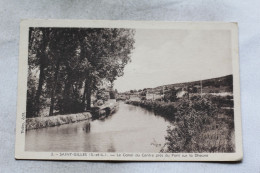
[15, 20, 243, 161]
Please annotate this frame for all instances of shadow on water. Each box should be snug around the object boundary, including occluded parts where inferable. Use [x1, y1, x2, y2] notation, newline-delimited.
[82, 122, 91, 133]
[128, 102, 175, 124]
[153, 110, 176, 123]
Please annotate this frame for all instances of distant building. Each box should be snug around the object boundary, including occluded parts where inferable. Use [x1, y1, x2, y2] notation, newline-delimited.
[146, 93, 163, 100]
[129, 94, 140, 101]
[176, 90, 187, 98]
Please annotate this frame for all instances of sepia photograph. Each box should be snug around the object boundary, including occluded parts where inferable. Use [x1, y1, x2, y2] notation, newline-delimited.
[15, 20, 242, 161]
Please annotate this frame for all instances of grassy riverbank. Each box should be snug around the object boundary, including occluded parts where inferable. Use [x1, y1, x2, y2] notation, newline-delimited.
[26, 112, 92, 131]
[126, 95, 235, 153]
[26, 101, 119, 130]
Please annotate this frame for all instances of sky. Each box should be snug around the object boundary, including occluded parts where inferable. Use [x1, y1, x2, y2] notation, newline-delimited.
[113, 29, 232, 92]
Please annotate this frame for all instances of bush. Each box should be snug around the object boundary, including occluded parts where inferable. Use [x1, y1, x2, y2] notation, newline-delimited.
[126, 100, 177, 120]
[164, 88, 178, 102]
[126, 96, 234, 153]
[96, 100, 104, 106]
[26, 112, 92, 130]
[109, 91, 116, 99]
[161, 96, 234, 153]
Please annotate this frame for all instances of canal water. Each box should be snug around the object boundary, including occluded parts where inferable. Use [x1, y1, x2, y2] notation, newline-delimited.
[25, 102, 172, 152]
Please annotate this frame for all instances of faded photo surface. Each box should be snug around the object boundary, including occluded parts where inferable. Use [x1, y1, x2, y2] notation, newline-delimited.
[16, 20, 242, 161]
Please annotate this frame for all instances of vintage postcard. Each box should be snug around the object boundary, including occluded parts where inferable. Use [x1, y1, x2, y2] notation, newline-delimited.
[15, 20, 242, 161]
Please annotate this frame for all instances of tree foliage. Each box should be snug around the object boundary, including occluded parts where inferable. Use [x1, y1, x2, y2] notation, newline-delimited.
[164, 88, 178, 102]
[161, 96, 234, 153]
[27, 27, 135, 117]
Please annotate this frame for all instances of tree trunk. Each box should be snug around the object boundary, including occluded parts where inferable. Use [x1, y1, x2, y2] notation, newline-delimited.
[49, 59, 60, 116]
[34, 63, 45, 117]
[34, 29, 50, 117]
[187, 86, 190, 100]
[85, 76, 92, 111]
[61, 73, 72, 114]
[86, 85, 92, 111]
[81, 79, 88, 110]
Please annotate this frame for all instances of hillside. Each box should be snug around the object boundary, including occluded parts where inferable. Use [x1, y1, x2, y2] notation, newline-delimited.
[121, 75, 233, 95]
[152, 74, 233, 93]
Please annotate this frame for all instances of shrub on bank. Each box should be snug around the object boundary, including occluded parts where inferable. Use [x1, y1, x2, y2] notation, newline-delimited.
[126, 96, 234, 153]
[161, 96, 234, 153]
[126, 100, 177, 120]
[26, 112, 92, 130]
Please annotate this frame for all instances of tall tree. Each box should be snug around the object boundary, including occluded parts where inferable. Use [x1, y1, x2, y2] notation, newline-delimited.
[27, 27, 135, 117]
[27, 28, 52, 117]
[80, 28, 135, 110]
[47, 28, 81, 116]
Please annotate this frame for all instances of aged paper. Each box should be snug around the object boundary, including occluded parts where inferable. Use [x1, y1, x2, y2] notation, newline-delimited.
[15, 20, 242, 161]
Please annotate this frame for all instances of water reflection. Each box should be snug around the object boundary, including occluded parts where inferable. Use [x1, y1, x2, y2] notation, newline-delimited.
[127, 104, 137, 111]
[26, 102, 171, 152]
[82, 122, 91, 133]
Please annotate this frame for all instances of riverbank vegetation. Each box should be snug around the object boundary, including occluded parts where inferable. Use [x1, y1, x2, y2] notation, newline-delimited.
[26, 112, 92, 130]
[126, 94, 235, 153]
[27, 27, 135, 118]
